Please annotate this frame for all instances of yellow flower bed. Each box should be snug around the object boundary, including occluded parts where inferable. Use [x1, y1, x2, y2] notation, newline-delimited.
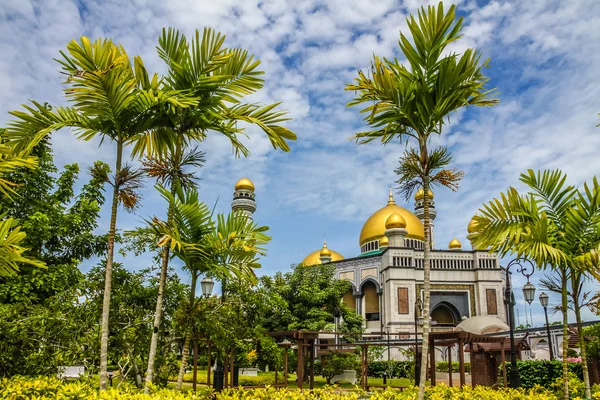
[3, 376, 599, 400]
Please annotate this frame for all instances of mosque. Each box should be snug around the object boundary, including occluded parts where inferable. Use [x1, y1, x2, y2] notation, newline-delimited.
[232, 177, 509, 336]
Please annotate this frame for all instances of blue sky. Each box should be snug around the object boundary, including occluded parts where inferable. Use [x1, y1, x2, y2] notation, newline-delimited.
[1, 0, 599, 326]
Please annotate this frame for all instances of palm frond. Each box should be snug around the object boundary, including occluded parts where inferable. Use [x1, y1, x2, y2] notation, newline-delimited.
[0, 217, 46, 277]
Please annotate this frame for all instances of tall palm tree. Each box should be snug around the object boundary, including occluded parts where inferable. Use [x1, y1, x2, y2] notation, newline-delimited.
[131, 27, 296, 390]
[469, 170, 600, 399]
[149, 184, 270, 390]
[345, 3, 497, 396]
[5, 38, 195, 390]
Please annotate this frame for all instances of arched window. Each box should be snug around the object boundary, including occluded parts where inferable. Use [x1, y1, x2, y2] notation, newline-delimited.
[342, 290, 356, 311]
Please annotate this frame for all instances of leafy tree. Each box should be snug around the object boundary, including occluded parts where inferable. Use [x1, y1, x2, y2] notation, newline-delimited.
[6, 37, 197, 390]
[130, 28, 297, 391]
[470, 170, 600, 399]
[148, 184, 270, 389]
[345, 4, 498, 397]
[0, 141, 109, 376]
[321, 352, 359, 384]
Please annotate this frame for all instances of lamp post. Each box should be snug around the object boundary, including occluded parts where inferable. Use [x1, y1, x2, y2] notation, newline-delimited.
[539, 292, 554, 360]
[198, 277, 221, 391]
[414, 297, 424, 386]
[504, 258, 536, 388]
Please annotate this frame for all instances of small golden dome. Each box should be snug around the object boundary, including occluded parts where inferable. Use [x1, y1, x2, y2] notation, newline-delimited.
[302, 246, 344, 265]
[235, 177, 255, 192]
[467, 217, 479, 234]
[449, 238, 462, 249]
[414, 188, 434, 201]
[320, 239, 332, 258]
[385, 212, 407, 230]
[379, 236, 388, 246]
[359, 191, 424, 246]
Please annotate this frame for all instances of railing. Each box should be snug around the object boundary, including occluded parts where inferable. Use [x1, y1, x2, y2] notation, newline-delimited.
[391, 253, 497, 270]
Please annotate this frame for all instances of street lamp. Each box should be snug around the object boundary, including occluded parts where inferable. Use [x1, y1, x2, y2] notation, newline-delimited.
[504, 258, 536, 388]
[539, 292, 554, 360]
[414, 297, 424, 386]
[201, 277, 214, 298]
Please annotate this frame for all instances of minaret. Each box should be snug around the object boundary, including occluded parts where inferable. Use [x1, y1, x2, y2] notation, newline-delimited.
[384, 212, 408, 247]
[231, 178, 256, 220]
[467, 217, 478, 249]
[319, 239, 333, 263]
[414, 188, 436, 249]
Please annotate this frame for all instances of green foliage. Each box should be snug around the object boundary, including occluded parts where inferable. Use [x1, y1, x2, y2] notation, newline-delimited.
[321, 352, 359, 384]
[368, 361, 415, 379]
[584, 322, 600, 359]
[500, 360, 583, 389]
[0, 140, 108, 304]
[435, 361, 471, 373]
[260, 264, 364, 333]
[7, 375, 600, 399]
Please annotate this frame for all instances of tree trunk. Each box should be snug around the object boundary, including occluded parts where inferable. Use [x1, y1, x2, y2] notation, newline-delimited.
[176, 271, 198, 390]
[99, 140, 123, 391]
[145, 136, 184, 393]
[418, 174, 431, 400]
[572, 275, 592, 399]
[561, 270, 569, 400]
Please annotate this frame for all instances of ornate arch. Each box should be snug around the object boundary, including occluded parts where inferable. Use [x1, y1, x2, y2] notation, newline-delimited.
[359, 277, 382, 294]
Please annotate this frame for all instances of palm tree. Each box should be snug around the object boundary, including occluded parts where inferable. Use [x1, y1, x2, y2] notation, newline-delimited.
[345, 3, 497, 396]
[469, 170, 600, 399]
[149, 184, 270, 390]
[131, 27, 296, 390]
[5, 38, 195, 390]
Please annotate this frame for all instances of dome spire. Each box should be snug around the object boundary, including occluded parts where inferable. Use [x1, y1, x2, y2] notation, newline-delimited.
[388, 187, 396, 205]
[319, 236, 333, 262]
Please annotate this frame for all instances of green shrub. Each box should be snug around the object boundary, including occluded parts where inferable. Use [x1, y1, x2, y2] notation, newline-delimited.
[500, 360, 584, 389]
[1, 376, 572, 399]
[368, 361, 413, 378]
[435, 361, 471, 373]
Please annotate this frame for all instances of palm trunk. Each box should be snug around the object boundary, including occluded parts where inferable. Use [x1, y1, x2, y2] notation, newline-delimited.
[99, 140, 123, 391]
[572, 274, 591, 399]
[145, 138, 183, 392]
[561, 269, 569, 400]
[418, 175, 431, 400]
[176, 271, 198, 390]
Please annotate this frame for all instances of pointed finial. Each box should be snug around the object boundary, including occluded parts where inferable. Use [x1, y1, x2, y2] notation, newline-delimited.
[388, 187, 395, 205]
[323, 235, 328, 248]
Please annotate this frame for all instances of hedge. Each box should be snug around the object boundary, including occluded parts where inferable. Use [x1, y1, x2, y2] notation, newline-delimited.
[435, 361, 471, 373]
[500, 360, 584, 388]
[6, 376, 599, 400]
[367, 361, 414, 378]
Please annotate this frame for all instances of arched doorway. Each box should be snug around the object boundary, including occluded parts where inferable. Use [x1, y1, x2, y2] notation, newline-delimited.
[431, 302, 460, 328]
[363, 281, 379, 322]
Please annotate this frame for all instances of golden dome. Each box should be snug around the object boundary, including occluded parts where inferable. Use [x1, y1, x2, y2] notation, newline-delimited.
[449, 238, 462, 249]
[359, 191, 424, 246]
[320, 239, 332, 258]
[467, 217, 479, 233]
[234, 178, 255, 192]
[379, 236, 388, 246]
[302, 245, 344, 265]
[414, 188, 434, 201]
[385, 212, 407, 229]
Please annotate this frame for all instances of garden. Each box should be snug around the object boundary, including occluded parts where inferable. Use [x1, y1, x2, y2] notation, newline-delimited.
[1, 1, 600, 400]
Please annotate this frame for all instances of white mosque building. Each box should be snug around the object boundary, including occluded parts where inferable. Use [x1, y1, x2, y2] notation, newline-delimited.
[232, 177, 509, 336]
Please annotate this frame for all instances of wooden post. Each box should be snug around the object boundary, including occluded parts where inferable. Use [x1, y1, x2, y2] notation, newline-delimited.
[448, 345, 453, 387]
[458, 339, 465, 387]
[207, 342, 212, 388]
[284, 345, 289, 387]
[430, 337, 436, 386]
[297, 338, 304, 389]
[223, 350, 229, 388]
[501, 340, 507, 387]
[471, 341, 476, 389]
[361, 345, 368, 391]
[309, 339, 315, 390]
[230, 352, 234, 388]
[193, 340, 198, 392]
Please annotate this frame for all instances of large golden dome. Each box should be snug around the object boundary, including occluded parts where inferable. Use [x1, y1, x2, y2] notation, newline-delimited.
[359, 190, 424, 246]
[235, 178, 255, 192]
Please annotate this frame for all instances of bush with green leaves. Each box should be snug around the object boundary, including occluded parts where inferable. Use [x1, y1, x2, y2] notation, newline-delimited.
[368, 361, 414, 378]
[500, 360, 583, 388]
[435, 361, 471, 373]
